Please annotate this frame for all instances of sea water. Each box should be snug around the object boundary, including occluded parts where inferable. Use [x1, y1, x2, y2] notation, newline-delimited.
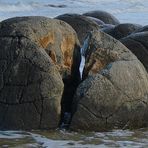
[0, 0, 148, 147]
[0, 129, 148, 147]
[0, 0, 148, 25]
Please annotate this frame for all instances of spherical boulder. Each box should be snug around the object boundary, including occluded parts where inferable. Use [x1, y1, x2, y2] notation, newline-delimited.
[0, 16, 80, 80]
[120, 32, 148, 71]
[55, 14, 100, 45]
[71, 30, 148, 131]
[83, 10, 120, 25]
[0, 16, 80, 130]
[101, 23, 142, 40]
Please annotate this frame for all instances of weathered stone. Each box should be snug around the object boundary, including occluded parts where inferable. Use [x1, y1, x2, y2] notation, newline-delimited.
[71, 30, 148, 131]
[0, 16, 81, 130]
[101, 23, 142, 40]
[83, 10, 120, 25]
[0, 16, 80, 79]
[55, 14, 100, 45]
[120, 32, 148, 71]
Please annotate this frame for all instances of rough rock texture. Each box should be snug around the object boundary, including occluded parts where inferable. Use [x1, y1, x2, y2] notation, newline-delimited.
[0, 16, 80, 130]
[55, 14, 100, 45]
[101, 23, 142, 40]
[83, 10, 120, 25]
[71, 30, 148, 131]
[0, 16, 80, 80]
[120, 32, 148, 71]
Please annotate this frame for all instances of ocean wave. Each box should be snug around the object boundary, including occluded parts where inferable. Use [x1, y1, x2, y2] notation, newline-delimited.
[0, 2, 37, 12]
[0, 0, 147, 13]
[0, 1, 68, 13]
[0, 0, 147, 25]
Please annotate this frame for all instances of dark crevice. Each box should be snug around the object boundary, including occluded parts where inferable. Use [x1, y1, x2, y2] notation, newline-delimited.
[59, 75, 80, 129]
[33, 102, 41, 115]
[105, 117, 108, 126]
[59, 43, 81, 129]
[59, 32, 98, 129]
[39, 94, 44, 129]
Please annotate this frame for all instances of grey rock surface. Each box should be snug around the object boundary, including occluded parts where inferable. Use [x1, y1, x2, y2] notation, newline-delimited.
[71, 31, 148, 131]
[120, 32, 148, 71]
[83, 10, 120, 25]
[102, 23, 142, 40]
[0, 16, 80, 130]
[55, 14, 100, 45]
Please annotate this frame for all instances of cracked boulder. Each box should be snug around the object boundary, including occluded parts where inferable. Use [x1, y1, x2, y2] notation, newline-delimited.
[101, 23, 142, 40]
[83, 10, 120, 25]
[71, 30, 148, 131]
[0, 16, 80, 130]
[120, 32, 148, 71]
[55, 14, 100, 45]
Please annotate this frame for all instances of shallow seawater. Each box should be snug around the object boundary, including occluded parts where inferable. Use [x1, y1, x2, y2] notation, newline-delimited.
[0, 128, 148, 148]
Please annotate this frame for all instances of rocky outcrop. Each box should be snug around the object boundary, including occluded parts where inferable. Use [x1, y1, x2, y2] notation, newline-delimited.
[70, 30, 148, 131]
[0, 16, 80, 130]
[120, 32, 148, 71]
[83, 10, 120, 25]
[55, 14, 100, 45]
[101, 23, 142, 40]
